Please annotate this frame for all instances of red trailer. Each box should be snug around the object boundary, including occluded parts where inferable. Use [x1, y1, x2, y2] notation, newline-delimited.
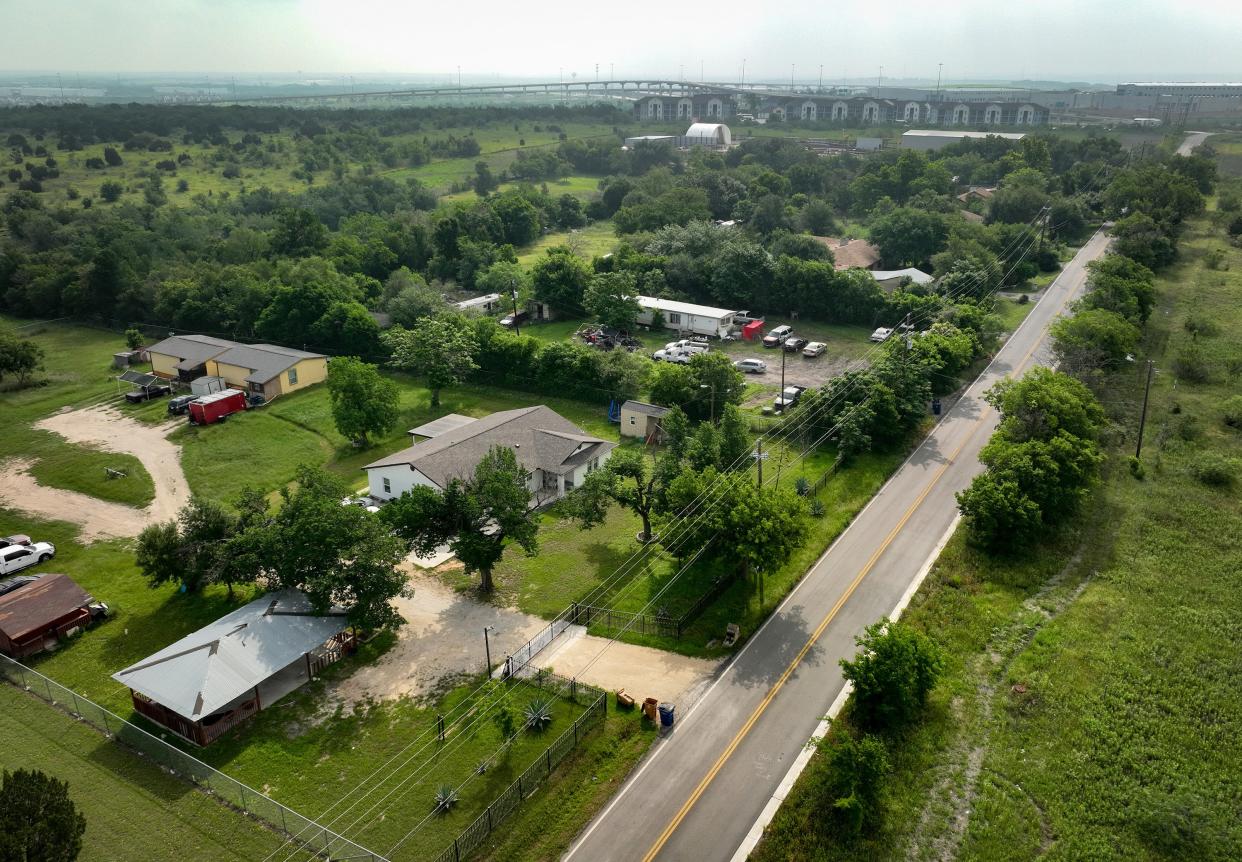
[741, 320, 764, 341]
[188, 389, 247, 425]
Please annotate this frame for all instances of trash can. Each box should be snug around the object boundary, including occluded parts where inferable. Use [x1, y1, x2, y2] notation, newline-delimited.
[642, 697, 659, 722]
[658, 703, 675, 728]
[931, 399, 942, 416]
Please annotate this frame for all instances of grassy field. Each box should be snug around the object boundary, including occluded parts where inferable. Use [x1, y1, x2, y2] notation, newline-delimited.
[756, 213, 1242, 860]
[440, 173, 603, 205]
[26, 443, 155, 508]
[0, 684, 304, 862]
[515, 221, 618, 266]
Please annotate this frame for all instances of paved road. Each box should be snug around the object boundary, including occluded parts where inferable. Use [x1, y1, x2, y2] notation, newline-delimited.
[1176, 131, 1213, 156]
[564, 230, 1113, 862]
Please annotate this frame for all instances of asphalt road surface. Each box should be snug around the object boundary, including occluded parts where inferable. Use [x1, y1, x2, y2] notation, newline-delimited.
[563, 229, 1113, 862]
[1176, 130, 1213, 156]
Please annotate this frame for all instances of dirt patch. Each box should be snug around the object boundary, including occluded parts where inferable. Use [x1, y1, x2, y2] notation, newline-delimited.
[0, 406, 190, 542]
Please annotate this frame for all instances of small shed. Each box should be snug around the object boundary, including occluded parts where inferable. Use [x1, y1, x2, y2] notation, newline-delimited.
[620, 401, 671, 443]
[0, 574, 94, 658]
[190, 375, 227, 396]
[741, 320, 764, 341]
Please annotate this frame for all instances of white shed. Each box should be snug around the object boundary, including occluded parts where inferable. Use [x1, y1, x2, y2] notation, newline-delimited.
[636, 296, 739, 339]
[684, 123, 732, 149]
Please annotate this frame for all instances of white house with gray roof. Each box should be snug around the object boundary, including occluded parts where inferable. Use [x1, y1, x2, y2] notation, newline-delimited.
[363, 406, 615, 504]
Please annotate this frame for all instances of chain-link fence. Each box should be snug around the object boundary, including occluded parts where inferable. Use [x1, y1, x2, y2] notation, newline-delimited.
[0, 654, 389, 862]
[431, 690, 608, 862]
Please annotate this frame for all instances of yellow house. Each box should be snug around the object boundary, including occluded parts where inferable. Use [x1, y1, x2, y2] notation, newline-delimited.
[146, 334, 327, 401]
[205, 344, 327, 401]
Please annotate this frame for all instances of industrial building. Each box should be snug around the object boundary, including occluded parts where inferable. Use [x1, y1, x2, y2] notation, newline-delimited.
[623, 122, 731, 151]
[901, 130, 1026, 151]
[1117, 82, 1242, 98]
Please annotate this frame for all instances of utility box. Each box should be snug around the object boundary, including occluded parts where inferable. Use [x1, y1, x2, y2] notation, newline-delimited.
[188, 389, 247, 425]
[190, 375, 227, 397]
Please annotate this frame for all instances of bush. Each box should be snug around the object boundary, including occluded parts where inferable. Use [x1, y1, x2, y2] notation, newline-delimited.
[1222, 395, 1242, 429]
[818, 734, 890, 838]
[1172, 345, 1212, 383]
[1204, 248, 1228, 270]
[99, 181, 123, 202]
[840, 619, 944, 731]
[1128, 456, 1145, 480]
[1187, 452, 1236, 488]
[1183, 315, 1219, 338]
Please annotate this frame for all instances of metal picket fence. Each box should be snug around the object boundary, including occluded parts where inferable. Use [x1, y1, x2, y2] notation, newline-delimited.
[0, 654, 389, 862]
[431, 690, 607, 862]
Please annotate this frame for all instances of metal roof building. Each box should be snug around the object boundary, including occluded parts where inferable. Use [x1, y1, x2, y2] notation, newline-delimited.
[901, 130, 1026, 151]
[113, 590, 354, 745]
[636, 296, 740, 338]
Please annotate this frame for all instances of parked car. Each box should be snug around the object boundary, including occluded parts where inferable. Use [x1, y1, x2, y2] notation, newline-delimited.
[340, 496, 381, 514]
[0, 541, 55, 576]
[167, 394, 199, 415]
[652, 349, 692, 364]
[762, 325, 794, 348]
[0, 574, 40, 597]
[803, 341, 827, 358]
[124, 384, 171, 404]
[88, 601, 111, 621]
[0, 534, 32, 549]
[783, 337, 809, 353]
[773, 386, 807, 413]
[665, 339, 709, 354]
[733, 358, 768, 374]
[869, 327, 894, 343]
[500, 310, 529, 328]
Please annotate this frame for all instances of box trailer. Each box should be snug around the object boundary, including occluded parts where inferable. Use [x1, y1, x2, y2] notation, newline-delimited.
[188, 389, 247, 425]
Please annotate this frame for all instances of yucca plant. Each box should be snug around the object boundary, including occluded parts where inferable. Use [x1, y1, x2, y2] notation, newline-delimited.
[523, 697, 554, 732]
[434, 784, 459, 814]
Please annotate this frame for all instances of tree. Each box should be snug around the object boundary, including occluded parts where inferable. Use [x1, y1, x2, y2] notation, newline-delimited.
[384, 317, 479, 407]
[986, 367, 1105, 444]
[1051, 308, 1139, 377]
[383, 268, 448, 328]
[123, 327, 144, 350]
[0, 331, 44, 385]
[686, 352, 747, 423]
[583, 270, 641, 331]
[564, 447, 660, 542]
[381, 446, 538, 593]
[840, 619, 944, 730]
[327, 357, 399, 445]
[530, 246, 592, 316]
[0, 769, 86, 862]
[819, 734, 890, 837]
[135, 498, 241, 594]
[99, 180, 123, 202]
[473, 160, 498, 196]
[102, 146, 123, 167]
[715, 482, 808, 584]
[271, 208, 329, 257]
[1110, 213, 1176, 270]
[264, 466, 409, 630]
[869, 208, 947, 268]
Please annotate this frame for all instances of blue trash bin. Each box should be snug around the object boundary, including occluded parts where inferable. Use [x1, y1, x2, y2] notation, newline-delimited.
[658, 703, 675, 727]
[931, 399, 942, 416]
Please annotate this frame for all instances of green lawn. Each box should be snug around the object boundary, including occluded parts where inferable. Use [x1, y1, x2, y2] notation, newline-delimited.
[0, 684, 304, 862]
[515, 221, 618, 266]
[27, 443, 155, 508]
[440, 174, 603, 205]
[756, 212, 1242, 861]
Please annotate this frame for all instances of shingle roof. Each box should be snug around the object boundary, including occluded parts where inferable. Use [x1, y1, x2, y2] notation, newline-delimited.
[210, 344, 325, 384]
[112, 590, 348, 720]
[410, 414, 478, 439]
[622, 400, 671, 418]
[0, 574, 92, 643]
[146, 334, 235, 370]
[364, 406, 614, 487]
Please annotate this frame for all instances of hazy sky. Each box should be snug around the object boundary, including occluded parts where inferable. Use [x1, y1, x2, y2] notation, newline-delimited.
[3, 0, 1241, 83]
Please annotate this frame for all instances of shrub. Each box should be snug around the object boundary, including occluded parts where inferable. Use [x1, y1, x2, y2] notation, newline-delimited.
[523, 697, 554, 732]
[795, 476, 810, 496]
[810, 499, 826, 517]
[1183, 315, 1219, 338]
[1128, 456, 1145, 480]
[818, 734, 890, 838]
[433, 784, 458, 814]
[1187, 452, 1236, 488]
[99, 181, 123, 202]
[1172, 345, 1211, 383]
[840, 619, 944, 731]
[1204, 248, 1228, 270]
[1222, 395, 1242, 429]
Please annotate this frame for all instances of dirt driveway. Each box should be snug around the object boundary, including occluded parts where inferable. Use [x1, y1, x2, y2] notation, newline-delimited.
[0, 405, 191, 542]
[321, 566, 721, 714]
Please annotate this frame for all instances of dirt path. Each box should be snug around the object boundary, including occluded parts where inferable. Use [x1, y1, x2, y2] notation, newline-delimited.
[321, 566, 720, 715]
[0, 406, 191, 542]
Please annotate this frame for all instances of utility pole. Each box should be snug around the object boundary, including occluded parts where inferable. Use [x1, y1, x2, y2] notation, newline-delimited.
[1039, 205, 1049, 255]
[791, 63, 795, 89]
[741, 58, 746, 88]
[780, 343, 787, 406]
[877, 65, 883, 89]
[819, 64, 824, 90]
[1136, 360, 1155, 459]
[483, 625, 494, 675]
[510, 280, 522, 336]
[756, 439, 763, 488]
[936, 62, 943, 99]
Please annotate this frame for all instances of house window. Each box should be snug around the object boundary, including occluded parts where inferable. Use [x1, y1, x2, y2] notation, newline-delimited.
[629, 416, 636, 425]
[288, 367, 299, 385]
[667, 312, 682, 326]
[382, 477, 391, 494]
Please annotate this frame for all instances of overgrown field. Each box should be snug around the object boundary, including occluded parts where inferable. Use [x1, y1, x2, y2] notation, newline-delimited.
[756, 213, 1242, 860]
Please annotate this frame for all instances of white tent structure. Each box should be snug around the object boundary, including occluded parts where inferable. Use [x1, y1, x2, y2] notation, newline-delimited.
[683, 123, 732, 149]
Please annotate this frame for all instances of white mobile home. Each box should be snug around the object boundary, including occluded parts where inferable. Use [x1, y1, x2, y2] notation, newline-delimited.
[636, 296, 740, 339]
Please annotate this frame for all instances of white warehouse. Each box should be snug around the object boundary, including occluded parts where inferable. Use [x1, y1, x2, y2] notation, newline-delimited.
[636, 296, 740, 338]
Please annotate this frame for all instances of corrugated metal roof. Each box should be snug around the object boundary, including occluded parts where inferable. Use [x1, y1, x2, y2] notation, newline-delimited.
[871, 268, 935, 285]
[211, 344, 325, 384]
[0, 574, 92, 642]
[637, 295, 737, 319]
[621, 400, 671, 418]
[111, 590, 348, 719]
[146, 334, 235, 370]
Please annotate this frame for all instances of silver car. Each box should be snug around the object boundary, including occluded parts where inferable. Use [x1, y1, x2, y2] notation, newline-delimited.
[733, 358, 768, 374]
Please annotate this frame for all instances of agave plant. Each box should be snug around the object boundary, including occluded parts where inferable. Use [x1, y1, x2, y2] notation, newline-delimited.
[434, 784, 459, 814]
[523, 697, 554, 732]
